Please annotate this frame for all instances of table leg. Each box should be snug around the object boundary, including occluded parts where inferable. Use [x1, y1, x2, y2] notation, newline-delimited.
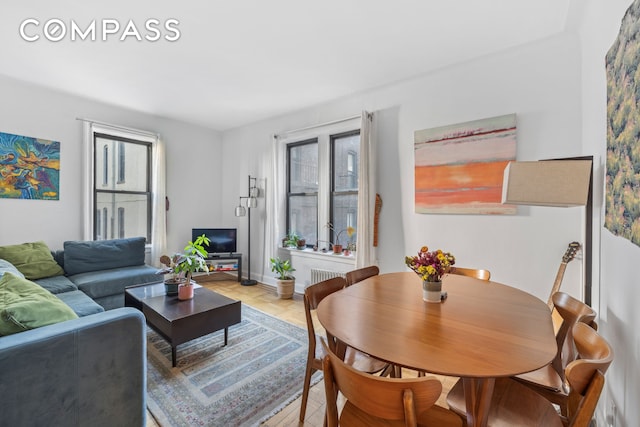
[224, 327, 229, 345]
[462, 377, 495, 427]
[171, 346, 177, 368]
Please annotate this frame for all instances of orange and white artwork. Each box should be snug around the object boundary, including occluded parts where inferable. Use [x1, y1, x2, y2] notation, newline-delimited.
[414, 114, 516, 214]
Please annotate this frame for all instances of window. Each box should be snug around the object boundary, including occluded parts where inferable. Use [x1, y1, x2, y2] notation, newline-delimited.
[118, 207, 125, 238]
[330, 131, 360, 244]
[93, 133, 151, 241]
[285, 129, 360, 248]
[117, 141, 125, 183]
[287, 139, 319, 245]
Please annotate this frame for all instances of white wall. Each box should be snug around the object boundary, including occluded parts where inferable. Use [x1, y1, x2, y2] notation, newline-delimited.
[223, 32, 586, 303]
[0, 76, 223, 256]
[579, 0, 639, 425]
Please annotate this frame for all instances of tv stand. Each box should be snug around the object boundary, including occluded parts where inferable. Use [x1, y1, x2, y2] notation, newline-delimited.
[198, 253, 242, 282]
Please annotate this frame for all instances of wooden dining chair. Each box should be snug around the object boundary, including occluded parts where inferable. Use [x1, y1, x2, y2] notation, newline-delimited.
[448, 266, 491, 281]
[345, 265, 380, 287]
[446, 322, 613, 427]
[514, 292, 598, 415]
[322, 340, 463, 427]
[300, 276, 390, 422]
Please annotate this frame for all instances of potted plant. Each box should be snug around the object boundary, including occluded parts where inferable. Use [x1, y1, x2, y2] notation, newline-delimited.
[269, 256, 295, 299]
[325, 223, 356, 254]
[283, 232, 299, 248]
[159, 234, 210, 300]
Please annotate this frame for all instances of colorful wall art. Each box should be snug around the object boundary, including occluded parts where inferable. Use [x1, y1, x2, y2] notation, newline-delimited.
[414, 114, 516, 214]
[0, 131, 60, 200]
[605, 0, 640, 246]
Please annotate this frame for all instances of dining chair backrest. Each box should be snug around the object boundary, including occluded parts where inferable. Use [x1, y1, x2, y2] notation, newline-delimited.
[300, 276, 347, 422]
[321, 340, 461, 427]
[564, 322, 613, 424]
[448, 266, 491, 281]
[565, 322, 613, 401]
[551, 292, 597, 379]
[345, 265, 380, 287]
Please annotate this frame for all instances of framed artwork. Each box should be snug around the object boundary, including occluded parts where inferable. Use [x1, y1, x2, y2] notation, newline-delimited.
[414, 114, 516, 214]
[605, 0, 640, 246]
[0, 131, 60, 200]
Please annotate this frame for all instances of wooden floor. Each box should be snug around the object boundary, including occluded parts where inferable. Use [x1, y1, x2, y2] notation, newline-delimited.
[145, 275, 458, 427]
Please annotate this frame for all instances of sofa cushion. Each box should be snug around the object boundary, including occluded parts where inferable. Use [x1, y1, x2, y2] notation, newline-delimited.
[69, 264, 159, 300]
[55, 290, 105, 317]
[0, 273, 78, 336]
[0, 242, 64, 280]
[63, 237, 147, 276]
[0, 259, 24, 279]
[33, 275, 78, 295]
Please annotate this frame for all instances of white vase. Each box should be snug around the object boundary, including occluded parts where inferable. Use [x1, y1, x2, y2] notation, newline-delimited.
[422, 280, 442, 303]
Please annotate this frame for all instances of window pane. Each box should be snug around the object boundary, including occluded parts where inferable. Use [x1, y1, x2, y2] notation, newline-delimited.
[289, 142, 318, 193]
[288, 194, 317, 245]
[95, 136, 148, 191]
[333, 133, 360, 192]
[331, 194, 358, 245]
[96, 192, 148, 240]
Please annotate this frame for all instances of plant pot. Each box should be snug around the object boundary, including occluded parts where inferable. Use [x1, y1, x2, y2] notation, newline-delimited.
[297, 239, 306, 249]
[164, 279, 181, 296]
[178, 283, 195, 300]
[422, 280, 442, 303]
[332, 244, 343, 254]
[276, 278, 295, 299]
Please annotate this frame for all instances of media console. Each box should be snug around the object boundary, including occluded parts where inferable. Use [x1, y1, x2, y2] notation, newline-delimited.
[195, 253, 242, 282]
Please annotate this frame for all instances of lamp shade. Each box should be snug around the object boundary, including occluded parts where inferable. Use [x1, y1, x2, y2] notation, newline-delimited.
[247, 197, 257, 208]
[501, 160, 592, 207]
[235, 205, 246, 217]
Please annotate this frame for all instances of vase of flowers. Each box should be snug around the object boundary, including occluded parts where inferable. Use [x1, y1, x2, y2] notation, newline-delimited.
[405, 246, 455, 303]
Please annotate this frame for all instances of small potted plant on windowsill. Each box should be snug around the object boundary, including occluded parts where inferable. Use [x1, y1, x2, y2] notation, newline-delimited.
[158, 234, 210, 300]
[270, 256, 295, 299]
[326, 223, 356, 255]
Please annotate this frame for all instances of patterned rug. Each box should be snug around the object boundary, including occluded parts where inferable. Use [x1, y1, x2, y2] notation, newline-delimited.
[146, 303, 321, 426]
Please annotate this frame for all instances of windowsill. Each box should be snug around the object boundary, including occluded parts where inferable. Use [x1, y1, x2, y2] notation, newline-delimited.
[280, 247, 355, 263]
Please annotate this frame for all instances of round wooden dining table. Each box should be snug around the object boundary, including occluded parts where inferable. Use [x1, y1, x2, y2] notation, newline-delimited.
[316, 272, 557, 427]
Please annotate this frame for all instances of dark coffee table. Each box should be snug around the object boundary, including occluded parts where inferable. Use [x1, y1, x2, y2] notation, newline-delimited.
[125, 282, 241, 367]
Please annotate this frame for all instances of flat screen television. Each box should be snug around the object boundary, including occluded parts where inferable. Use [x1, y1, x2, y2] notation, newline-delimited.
[192, 228, 237, 254]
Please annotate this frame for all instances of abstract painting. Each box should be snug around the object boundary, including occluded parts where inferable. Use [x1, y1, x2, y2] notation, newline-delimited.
[605, 0, 640, 246]
[0, 131, 60, 200]
[414, 114, 516, 214]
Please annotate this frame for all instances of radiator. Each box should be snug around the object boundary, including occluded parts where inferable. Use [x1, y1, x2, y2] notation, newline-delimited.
[310, 268, 346, 284]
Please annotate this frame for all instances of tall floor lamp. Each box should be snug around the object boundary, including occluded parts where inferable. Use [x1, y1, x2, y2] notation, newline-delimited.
[502, 157, 593, 304]
[235, 175, 259, 286]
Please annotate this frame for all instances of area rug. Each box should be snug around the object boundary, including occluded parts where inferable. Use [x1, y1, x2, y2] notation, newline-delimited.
[146, 303, 322, 426]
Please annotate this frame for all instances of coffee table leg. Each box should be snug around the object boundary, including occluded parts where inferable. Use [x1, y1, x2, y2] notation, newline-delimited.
[224, 327, 228, 345]
[172, 346, 177, 367]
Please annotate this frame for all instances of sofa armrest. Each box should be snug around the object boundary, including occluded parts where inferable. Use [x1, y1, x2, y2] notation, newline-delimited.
[0, 307, 146, 427]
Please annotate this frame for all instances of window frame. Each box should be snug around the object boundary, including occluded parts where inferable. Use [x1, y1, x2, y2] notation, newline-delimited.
[286, 138, 319, 247]
[92, 132, 152, 242]
[283, 127, 361, 249]
[330, 130, 360, 244]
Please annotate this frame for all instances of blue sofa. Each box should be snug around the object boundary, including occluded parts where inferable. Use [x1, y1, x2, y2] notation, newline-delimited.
[0, 237, 159, 426]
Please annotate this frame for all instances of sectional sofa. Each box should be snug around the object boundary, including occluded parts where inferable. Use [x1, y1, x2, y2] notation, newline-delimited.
[0, 237, 159, 427]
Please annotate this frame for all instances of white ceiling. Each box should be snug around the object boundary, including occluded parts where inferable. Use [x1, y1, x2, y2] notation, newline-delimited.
[0, 1, 572, 132]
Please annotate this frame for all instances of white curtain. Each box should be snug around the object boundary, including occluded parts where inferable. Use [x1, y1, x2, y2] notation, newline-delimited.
[265, 135, 285, 265]
[355, 111, 377, 268]
[150, 137, 167, 267]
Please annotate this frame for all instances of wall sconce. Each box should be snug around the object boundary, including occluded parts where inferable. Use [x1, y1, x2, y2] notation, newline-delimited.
[234, 175, 259, 286]
[502, 157, 593, 305]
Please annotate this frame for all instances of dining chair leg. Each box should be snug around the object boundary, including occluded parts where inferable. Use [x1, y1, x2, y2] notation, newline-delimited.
[299, 363, 314, 422]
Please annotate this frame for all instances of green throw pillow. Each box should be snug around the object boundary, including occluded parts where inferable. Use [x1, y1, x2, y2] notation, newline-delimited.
[0, 272, 78, 336]
[0, 241, 64, 280]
